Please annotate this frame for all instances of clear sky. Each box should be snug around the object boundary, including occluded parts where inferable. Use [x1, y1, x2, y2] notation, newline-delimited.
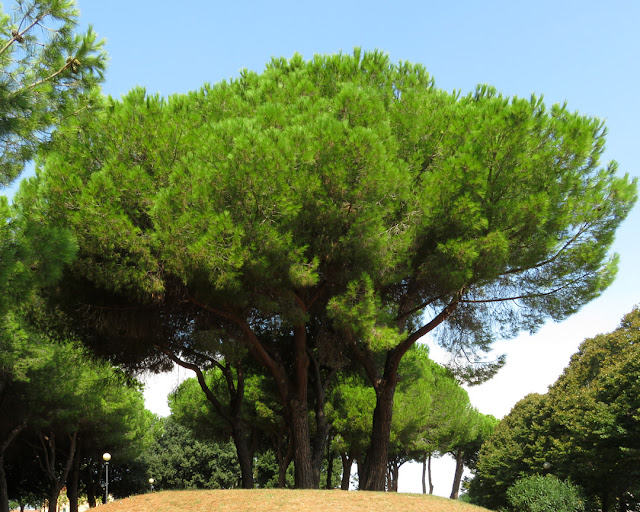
[16, 0, 640, 497]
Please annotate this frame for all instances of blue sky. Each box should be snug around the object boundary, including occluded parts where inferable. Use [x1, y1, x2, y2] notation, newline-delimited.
[13, 0, 640, 495]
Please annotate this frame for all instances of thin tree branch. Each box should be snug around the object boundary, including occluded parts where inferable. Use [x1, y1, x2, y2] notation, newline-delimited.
[155, 344, 233, 425]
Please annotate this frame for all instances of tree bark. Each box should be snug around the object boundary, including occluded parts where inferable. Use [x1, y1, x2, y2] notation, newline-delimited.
[351, 300, 459, 492]
[449, 447, 464, 500]
[231, 424, 254, 489]
[276, 428, 293, 488]
[85, 463, 97, 508]
[289, 398, 314, 488]
[360, 379, 397, 491]
[68, 445, 81, 512]
[325, 442, 334, 489]
[309, 352, 332, 489]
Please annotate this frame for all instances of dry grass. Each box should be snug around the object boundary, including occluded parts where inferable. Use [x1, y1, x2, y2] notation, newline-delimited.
[100, 489, 493, 512]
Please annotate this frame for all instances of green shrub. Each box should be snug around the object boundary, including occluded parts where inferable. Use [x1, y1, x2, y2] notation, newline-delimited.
[506, 474, 584, 512]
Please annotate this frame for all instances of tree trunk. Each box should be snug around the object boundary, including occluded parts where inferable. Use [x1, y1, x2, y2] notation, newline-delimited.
[277, 432, 293, 488]
[311, 403, 330, 488]
[388, 461, 399, 492]
[449, 447, 464, 500]
[421, 454, 427, 494]
[0, 455, 9, 512]
[48, 486, 61, 512]
[86, 465, 97, 508]
[325, 442, 334, 489]
[360, 381, 397, 491]
[68, 446, 81, 512]
[0, 423, 26, 512]
[340, 452, 353, 490]
[428, 452, 434, 495]
[231, 425, 254, 489]
[289, 398, 315, 488]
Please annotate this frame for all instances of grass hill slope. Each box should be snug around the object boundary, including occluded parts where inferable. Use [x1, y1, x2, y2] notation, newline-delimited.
[100, 489, 493, 512]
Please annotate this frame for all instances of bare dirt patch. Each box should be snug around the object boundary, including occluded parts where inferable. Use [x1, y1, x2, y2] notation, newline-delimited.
[100, 489, 492, 512]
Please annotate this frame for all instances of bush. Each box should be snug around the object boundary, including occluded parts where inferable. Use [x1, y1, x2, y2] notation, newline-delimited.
[506, 474, 584, 512]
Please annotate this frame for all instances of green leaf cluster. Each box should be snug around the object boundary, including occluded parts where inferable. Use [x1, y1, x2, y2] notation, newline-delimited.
[0, 0, 106, 185]
[21, 49, 636, 359]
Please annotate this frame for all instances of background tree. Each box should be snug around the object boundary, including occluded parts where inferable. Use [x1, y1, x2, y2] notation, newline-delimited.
[407, 362, 471, 495]
[142, 417, 240, 490]
[21, 50, 637, 490]
[168, 358, 257, 489]
[469, 307, 640, 512]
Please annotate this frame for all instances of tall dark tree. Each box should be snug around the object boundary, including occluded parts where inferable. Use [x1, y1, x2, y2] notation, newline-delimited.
[21, 50, 637, 489]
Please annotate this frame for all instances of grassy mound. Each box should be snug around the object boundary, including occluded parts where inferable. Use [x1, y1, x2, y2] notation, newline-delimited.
[100, 489, 492, 512]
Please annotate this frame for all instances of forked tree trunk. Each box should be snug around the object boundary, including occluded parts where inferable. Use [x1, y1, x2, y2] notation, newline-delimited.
[340, 452, 353, 490]
[276, 430, 293, 488]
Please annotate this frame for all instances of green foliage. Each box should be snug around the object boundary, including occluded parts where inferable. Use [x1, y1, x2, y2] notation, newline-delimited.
[0, 0, 106, 185]
[469, 307, 640, 511]
[24, 49, 636, 350]
[253, 450, 295, 489]
[143, 417, 240, 490]
[18, 49, 637, 490]
[506, 475, 584, 512]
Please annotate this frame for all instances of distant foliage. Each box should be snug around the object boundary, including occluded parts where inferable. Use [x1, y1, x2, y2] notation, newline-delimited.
[144, 418, 240, 490]
[468, 307, 640, 512]
[506, 475, 584, 512]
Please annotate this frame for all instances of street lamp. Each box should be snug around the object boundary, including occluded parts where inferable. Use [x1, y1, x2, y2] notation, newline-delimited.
[543, 461, 552, 471]
[149, 478, 155, 492]
[102, 453, 111, 503]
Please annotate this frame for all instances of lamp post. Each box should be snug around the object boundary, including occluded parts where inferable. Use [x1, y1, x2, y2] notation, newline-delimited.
[102, 452, 111, 503]
[149, 478, 155, 492]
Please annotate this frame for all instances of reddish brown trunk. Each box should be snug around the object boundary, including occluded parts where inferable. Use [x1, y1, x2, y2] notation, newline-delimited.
[289, 398, 314, 488]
